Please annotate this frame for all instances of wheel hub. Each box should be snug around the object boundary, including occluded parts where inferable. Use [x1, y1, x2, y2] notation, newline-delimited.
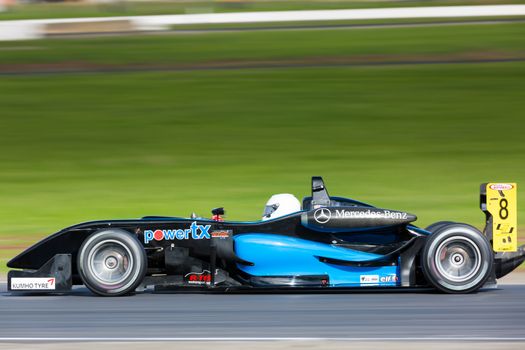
[104, 256, 118, 270]
[87, 240, 133, 286]
[450, 251, 466, 266]
[435, 236, 482, 283]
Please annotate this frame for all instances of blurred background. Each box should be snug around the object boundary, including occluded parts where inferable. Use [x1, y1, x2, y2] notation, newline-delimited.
[0, 0, 524, 275]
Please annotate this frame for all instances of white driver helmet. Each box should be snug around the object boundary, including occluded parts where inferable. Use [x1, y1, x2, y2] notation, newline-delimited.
[262, 193, 301, 221]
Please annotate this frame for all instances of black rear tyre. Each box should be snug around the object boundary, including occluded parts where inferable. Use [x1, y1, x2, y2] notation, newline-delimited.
[421, 223, 493, 293]
[425, 221, 455, 233]
[77, 229, 147, 296]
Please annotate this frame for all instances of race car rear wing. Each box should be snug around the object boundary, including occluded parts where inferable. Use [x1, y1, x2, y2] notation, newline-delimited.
[480, 182, 525, 279]
[480, 183, 518, 252]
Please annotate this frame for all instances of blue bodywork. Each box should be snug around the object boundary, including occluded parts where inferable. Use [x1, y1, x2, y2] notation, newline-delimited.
[234, 233, 400, 287]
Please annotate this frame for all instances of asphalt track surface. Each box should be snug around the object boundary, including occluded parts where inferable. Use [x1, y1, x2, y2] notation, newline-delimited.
[0, 281, 524, 340]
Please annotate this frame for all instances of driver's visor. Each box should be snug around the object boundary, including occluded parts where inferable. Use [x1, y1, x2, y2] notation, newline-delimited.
[263, 204, 279, 218]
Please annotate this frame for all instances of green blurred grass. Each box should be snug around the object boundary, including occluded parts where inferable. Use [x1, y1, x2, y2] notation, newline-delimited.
[1, 22, 524, 274]
[2, 0, 525, 20]
[1, 22, 525, 65]
[168, 16, 525, 30]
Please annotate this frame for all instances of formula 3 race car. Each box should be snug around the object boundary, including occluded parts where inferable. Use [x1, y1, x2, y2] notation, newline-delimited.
[7, 177, 525, 296]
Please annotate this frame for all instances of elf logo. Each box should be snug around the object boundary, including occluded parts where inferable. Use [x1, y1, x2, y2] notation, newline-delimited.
[380, 274, 398, 283]
[144, 222, 211, 244]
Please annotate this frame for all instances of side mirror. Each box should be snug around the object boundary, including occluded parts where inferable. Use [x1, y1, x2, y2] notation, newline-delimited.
[212, 207, 225, 216]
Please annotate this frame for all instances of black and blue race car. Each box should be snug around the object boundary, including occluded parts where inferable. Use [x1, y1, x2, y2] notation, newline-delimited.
[7, 177, 524, 296]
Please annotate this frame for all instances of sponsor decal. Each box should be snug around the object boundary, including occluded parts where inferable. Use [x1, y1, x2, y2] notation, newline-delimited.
[360, 275, 379, 284]
[10, 277, 56, 290]
[144, 221, 211, 244]
[211, 230, 232, 239]
[360, 274, 398, 285]
[380, 274, 399, 283]
[489, 183, 514, 191]
[334, 209, 408, 220]
[184, 270, 218, 285]
[314, 208, 331, 224]
[313, 208, 408, 224]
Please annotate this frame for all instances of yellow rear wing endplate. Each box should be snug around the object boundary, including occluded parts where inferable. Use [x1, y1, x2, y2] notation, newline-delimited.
[480, 183, 518, 252]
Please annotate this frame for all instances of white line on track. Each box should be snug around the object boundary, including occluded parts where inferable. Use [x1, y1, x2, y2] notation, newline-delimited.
[1, 4, 525, 40]
[1, 338, 525, 342]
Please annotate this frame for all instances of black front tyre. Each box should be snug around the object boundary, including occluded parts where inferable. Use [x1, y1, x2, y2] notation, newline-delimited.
[421, 223, 493, 293]
[77, 229, 147, 296]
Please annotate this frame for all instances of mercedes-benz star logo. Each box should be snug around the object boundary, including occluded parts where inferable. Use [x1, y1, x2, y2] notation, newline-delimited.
[314, 208, 331, 224]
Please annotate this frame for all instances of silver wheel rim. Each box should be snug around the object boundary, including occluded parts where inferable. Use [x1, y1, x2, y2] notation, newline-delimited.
[434, 236, 482, 283]
[87, 239, 134, 287]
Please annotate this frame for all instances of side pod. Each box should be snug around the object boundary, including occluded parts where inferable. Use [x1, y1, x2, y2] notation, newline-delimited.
[8, 254, 72, 293]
